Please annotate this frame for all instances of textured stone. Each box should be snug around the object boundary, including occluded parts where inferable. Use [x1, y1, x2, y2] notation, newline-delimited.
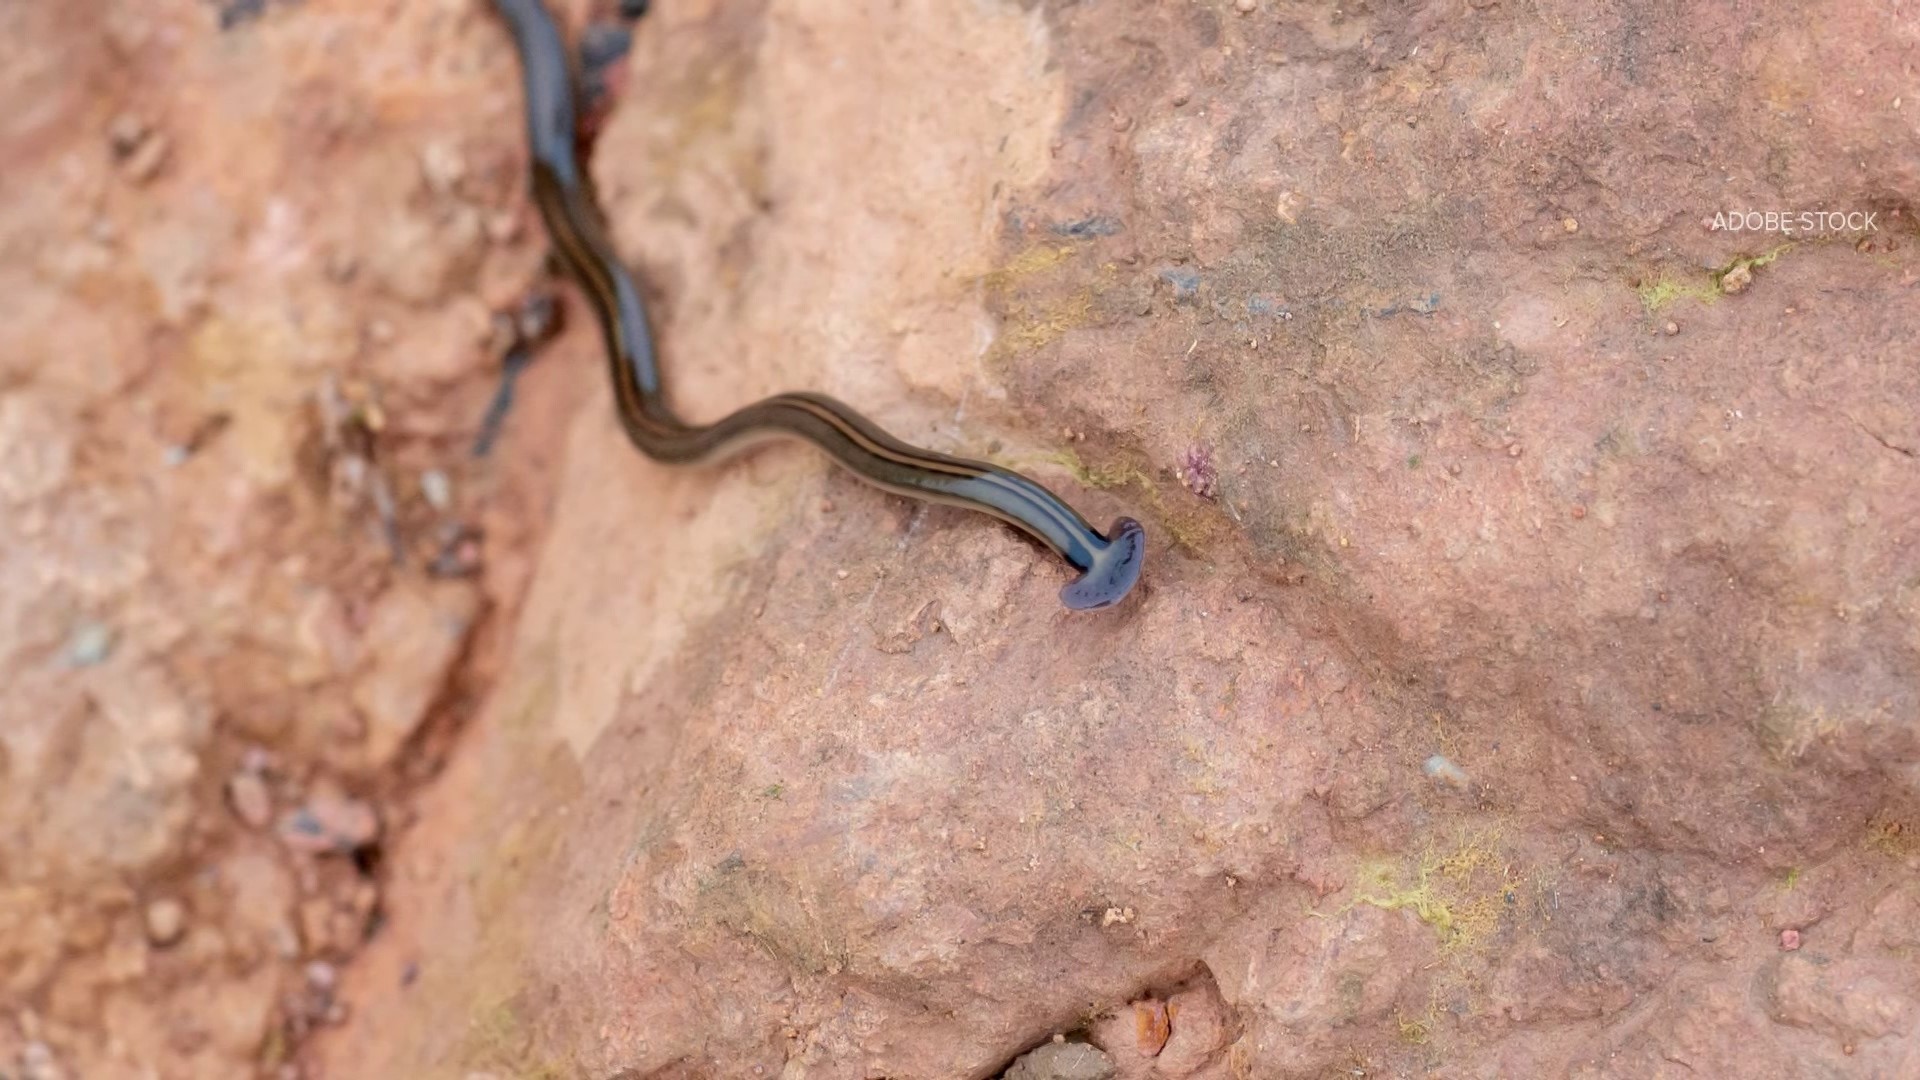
[350, 581, 481, 768]
[318, 0, 1919, 1073]
[279, 781, 381, 856]
[227, 770, 274, 829]
[4, 0, 1914, 1077]
[1003, 1040, 1116, 1080]
[143, 898, 187, 947]
[1771, 956, 1916, 1042]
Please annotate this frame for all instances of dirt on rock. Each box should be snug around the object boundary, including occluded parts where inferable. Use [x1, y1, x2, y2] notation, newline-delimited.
[2, 0, 570, 1075]
[3, 1, 1917, 1079]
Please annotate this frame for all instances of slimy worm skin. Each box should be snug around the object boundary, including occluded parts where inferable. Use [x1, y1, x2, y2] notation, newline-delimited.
[489, 0, 1145, 610]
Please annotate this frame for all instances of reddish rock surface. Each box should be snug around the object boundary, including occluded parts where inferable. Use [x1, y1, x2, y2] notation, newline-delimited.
[2, 0, 530, 1075]
[3, 0, 1916, 1079]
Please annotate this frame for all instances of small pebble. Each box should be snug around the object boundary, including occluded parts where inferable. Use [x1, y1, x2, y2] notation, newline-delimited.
[279, 784, 381, 854]
[227, 770, 274, 829]
[1135, 999, 1173, 1055]
[61, 621, 116, 667]
[1235, 0, 1257, 11]
[1720, 263, 1752, 294]
[419, 140, 468, 196]
[306, 959, 338, 992]
[1423, 754, 1471, 789]
[1780, 928, 1802, 951]
[21, 1040, 61, 1080]
[124, 132, 171, 182]
[1561, 217, 1578, 233]
[145, 897, 188, 946]
[1663, 321, 1679, 336]
[420, 469, 453, 512]
[1570, 505, 1587, 520]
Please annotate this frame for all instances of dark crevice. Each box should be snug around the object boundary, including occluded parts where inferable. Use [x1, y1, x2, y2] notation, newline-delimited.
[1846, 414, 1919, 459]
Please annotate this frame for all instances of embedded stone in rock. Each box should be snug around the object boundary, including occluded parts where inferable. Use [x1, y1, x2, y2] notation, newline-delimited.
[143, 897, 187, 947]
[350, 581, 481, 769]
[1002, 1040, 1117, 1080]
[278, 782, 380, 855]
[226, 769, 273, 829]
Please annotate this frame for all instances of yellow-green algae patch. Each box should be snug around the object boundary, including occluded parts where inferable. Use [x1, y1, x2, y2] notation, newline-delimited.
[1344, 829, 1521, 952]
